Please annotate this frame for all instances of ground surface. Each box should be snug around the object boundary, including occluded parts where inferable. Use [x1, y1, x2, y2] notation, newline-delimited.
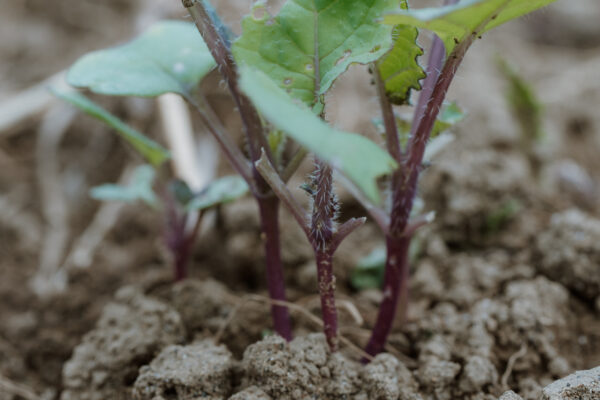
[1, 1, 600, 399]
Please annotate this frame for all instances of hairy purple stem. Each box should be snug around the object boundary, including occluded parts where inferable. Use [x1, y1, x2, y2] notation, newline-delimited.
[310, 160, 339, 351]
[366, 0, 470, 359]
[316, 250, 338, 351]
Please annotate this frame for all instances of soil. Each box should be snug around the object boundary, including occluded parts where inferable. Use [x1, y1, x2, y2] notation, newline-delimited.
[1, 1, 600, 400]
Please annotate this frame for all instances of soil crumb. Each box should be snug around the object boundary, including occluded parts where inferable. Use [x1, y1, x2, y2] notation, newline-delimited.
[133, 340, 234, 400]
[536, 209, 600, 300]
[240, 333, 362, 399]
[60, 286, 185, 400]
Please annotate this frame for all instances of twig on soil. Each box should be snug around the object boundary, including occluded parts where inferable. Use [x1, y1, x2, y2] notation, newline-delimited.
[219, 293, 373, 361]
[213, 301, 243, 344]
[0, 72, 71, 136]
[296, 295, 365, 326]
[501, 342, 528, 389]
[29, 103, 77, 298]
[0, 374, 40, 400]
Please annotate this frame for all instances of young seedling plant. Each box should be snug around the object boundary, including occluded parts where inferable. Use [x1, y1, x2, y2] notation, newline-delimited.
[57, 0, 557, 356]
[53, 89, 249, 282]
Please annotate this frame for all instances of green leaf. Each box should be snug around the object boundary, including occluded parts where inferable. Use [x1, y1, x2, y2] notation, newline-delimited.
[485, 197, 521, 233]
[67, 20, 216, 98]
[169, 180, 195, 206]
[433, 101, 465, 137]
[232, 0, 396, 106]
[376, 0, 425, 105]
[498, 58, 543, 144]
[240, 67, 397, 203]
[352, 245, 387, 291]
[382, 0, 558, 55]
[90, 165, 158, 207]
[53, 89, 170, 166]
[186, 176, 249, 211]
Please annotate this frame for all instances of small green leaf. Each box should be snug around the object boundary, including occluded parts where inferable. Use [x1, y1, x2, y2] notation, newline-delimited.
[53, 89, 170, 166]
[90, 165, 157, 207]
[433, 102, 465, 138]
[233, 0, 396, 106]
[169, 180, 195, 206]
[485, 197, 522, 233]
[68, 21, 216, 98]
[351, 246, 386, 290]
[498, 58, 543, 144]
[186, 176, 249, 211]
[240, 67, 397, 204]
[383, 0, 558, 55]
[376, 0, 425, 105]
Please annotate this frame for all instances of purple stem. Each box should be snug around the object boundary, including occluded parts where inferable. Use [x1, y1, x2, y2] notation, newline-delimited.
[363, 235, 410, 358]
[164, 192, 202, 282]
[309, 160, 339, 351]
[183, 0, 292, 339]
[365, 0, 467, 358]
[258, 195, 292, 341]
[316, 250, 338, 351]
[373, 66, 401, 162]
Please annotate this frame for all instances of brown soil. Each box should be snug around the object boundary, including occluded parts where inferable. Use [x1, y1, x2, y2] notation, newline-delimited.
[1, 1, 600, 400]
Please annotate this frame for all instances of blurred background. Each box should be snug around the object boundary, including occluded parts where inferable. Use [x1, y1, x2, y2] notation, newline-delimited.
[1, 0, 600, 398]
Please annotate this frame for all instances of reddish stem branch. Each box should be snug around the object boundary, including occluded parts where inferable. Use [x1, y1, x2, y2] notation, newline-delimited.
[184, 0, 271, 164]
[255, 150, 310, 236]
[373, 65, 401, 162]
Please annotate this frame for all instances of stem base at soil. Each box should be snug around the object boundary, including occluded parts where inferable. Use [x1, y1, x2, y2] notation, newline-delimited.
[364, 235, 410, 358]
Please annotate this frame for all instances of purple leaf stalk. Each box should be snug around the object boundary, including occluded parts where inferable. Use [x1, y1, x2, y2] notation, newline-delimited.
[183, 0, 291, 341]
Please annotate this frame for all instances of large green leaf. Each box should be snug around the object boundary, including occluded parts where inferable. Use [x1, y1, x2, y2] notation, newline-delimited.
[233, 0, 396, 106]
[382, 0, 558, 54]
[239, 67, 397, 203]
[186, 175, 249, 211]
[376, 0, 425, 105]
[53, 90, 170, 167]
[67, 21, 216, 97]
[90, 165, 158, 207]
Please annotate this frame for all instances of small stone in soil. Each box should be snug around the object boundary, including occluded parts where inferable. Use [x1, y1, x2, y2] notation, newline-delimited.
[541, 365, 600, 400]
